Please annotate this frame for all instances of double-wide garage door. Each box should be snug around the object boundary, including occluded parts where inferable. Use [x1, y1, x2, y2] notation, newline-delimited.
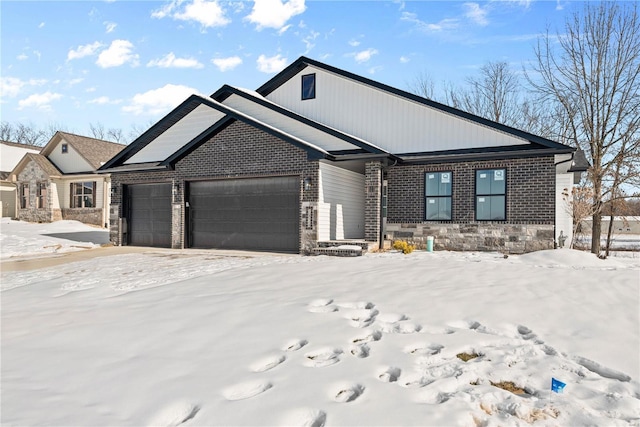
[188, 177, 300, 253]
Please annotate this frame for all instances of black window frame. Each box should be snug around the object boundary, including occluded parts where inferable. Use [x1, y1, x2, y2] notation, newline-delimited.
[475, 168, 506, 221]
[301, 73, 316, 100]
[61, 143, 68, 153]
[425, 171, 453, 221]
[70, 181, 96, 208]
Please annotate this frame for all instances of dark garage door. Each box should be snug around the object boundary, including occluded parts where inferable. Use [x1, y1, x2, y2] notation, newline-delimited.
[126, 183, 172, 248]
[188, 177, 300, 252]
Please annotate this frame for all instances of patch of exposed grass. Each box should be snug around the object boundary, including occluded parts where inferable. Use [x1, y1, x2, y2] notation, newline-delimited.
[490, 380, 527, 395]
[456, 352, 480, 362]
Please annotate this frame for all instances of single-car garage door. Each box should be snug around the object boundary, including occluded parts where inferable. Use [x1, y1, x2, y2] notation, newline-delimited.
[188, 176, 300, 252]
[126, 183, 172, 248]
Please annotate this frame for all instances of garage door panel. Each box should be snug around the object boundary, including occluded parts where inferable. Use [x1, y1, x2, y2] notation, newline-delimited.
[127, 183, 172, 248]
[189, 177, 299, 252]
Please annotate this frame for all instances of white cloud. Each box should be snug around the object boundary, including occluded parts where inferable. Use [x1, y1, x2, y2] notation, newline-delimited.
[0, 77, 47, 98]
[104, 21, 117, 33]
[88, 96, 121, 105]
[33, 50, 41, 61]
[67, 41, 103, 61]
[147, 52, 204, 69]
[96, 40, 139, 68]
[18, 91, 62, 111]
[38, 22, 45, 28]
[68, 78, 84, 86]
[401, 11, 459, 32]
[302, 30, 319, 53]
[463, 2, 488, 26]
[152, 0, 230, 28]
[0, 77, 25, 98]
[353, 48, 378, 63]
[17, 53, 28, 61]
[212, 56, 243, 72]
[400, 56, 410, 63]
[368, 66, 383, 75]
[256, 54, 288, 73]
[348, 39, 361, 47]
[86, 87, 97, 93]
[122, 84, 199, 116]
[277, 24, 291, 35]
[246, 0, 306, 30]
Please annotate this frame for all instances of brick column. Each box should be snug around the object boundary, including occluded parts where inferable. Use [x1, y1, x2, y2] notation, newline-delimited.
[365, 161, 382, 244]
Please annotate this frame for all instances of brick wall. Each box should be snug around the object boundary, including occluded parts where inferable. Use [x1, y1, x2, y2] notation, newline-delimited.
[384, 156, 557, 253]
[386, 156, 555, 224]
[109, 120, 319, 251]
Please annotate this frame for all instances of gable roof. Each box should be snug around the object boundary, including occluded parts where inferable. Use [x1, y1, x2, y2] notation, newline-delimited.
[40, 131, 126, 170]
[10, 153, 62, 179]
[0, 140, 41, 150]
[100, 94, 391, 172]
[256, 56, 574, 154]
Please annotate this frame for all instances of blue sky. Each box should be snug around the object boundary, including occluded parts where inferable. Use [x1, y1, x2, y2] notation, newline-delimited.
[1, 0, 580, 141]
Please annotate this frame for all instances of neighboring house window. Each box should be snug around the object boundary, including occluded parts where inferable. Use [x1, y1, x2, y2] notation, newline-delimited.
[71, 182, 96, 208]
[20, 183, 29, 209]
[61, 144, 68, 153]
[36, 182, 47, 209]
[301, 74, 316, 100]
[476, 168, 506, 220]
[425, 172, 452, 220]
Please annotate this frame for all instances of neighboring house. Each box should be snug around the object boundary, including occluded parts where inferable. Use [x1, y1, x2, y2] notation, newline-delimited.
[100, 56, 588, 254]
[8, 132, 125, 227]
[0, 140, 41, 218]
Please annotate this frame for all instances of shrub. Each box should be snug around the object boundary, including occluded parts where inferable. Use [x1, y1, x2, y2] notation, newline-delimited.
[392, 240, 415, 254]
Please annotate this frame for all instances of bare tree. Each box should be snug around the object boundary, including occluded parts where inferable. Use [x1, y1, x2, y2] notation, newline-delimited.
[89, 122, 107, 140]
[408, 70, 436, 100]
[528, 2, 640, 255]
[106, 128, 125, 143]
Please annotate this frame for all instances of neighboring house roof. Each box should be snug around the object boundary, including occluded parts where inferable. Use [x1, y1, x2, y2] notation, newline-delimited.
[568, 148, 590, 172]
[0, 140, 41, 150]
[40, 131, 126, 171]
[10, 153, 62, 180]
[0, 140, 42, 176]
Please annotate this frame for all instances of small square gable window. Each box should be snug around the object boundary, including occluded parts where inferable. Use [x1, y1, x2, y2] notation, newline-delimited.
[302, 73, 316, 100]
[61, 143, 68, 153]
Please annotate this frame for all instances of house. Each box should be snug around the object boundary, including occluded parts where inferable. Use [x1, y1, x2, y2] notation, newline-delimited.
[8, 131, 125, 227]
[99, 56, 588, 254]
[1, 140, 41, 218]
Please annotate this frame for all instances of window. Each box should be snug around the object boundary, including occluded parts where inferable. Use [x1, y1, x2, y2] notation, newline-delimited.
[301, 73, 316, 100]
[71, 182, 96, 208]
[61, 144, 68, 153]
[425, 172, 452, 220]
[476, 169, 506, 220]
[20, 183, 29, 209]
[36, 182, 47, 209]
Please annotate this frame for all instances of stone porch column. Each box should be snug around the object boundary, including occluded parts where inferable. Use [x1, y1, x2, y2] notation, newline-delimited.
[365, 161, 382, 244]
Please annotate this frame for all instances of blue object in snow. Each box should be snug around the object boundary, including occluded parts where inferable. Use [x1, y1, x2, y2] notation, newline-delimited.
[551, 378, 566, 393]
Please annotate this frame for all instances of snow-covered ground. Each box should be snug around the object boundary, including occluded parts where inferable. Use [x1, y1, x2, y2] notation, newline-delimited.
[1, 219, 639, 426]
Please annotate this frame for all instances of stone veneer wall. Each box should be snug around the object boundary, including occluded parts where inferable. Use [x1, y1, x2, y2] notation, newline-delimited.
[109, 121, 319, 252]
[16, 159, 54, 223]
[384, 155, 556, 254]
[385, 223, 554, 254]
[61, 208, 103, 226]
